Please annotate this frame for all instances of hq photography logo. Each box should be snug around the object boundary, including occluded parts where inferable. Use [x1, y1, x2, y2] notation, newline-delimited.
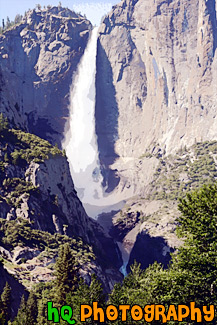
[47, 301, 215, 323]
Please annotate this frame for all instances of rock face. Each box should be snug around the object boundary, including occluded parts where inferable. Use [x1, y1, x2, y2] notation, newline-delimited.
[0, 6, 92, 145]
[96, 0, 217, 195]
[0, 128, 122, 294]
[127, 232, 173, 273]
[0, 135, 90, 241]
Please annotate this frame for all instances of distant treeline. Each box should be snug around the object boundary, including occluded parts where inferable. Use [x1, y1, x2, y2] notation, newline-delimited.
[0, 2, 63, 34]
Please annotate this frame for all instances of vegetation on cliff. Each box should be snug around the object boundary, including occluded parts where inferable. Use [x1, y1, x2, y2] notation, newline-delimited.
[0, 114, 99, 320]
[147, 141, 217, 200]
[109, 185, 217, 323]
[0, 114, 66, 217]
[1, 184, 216, 323]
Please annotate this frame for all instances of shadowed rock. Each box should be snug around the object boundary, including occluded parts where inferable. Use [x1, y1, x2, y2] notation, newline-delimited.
[127, 231, 174, 273]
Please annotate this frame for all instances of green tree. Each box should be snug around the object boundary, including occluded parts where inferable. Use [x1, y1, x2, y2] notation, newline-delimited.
[6, 17, 11, 29]
[14, 14, 22, 25]
[35, 283, 53, 325]
[108, 184, 217, 323]
[69, 274, 105, 324]
[4, 153, 9, 163]
[54, 243, 78, 306]
[12, 295, 27, 325]
[1, 282, 11, 322]
[0, 313, 5, 325]
[173, 184, 217, 305]
[37, 290, 50, 325]
[0, 293, 6, 325]
[26, 291, 38, 324]
[12, 292, 38, 324]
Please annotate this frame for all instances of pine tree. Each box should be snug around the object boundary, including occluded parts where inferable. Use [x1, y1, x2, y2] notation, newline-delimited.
[26, 291, 38, 324]
[4, 153, 9, 163]
[69, 274, 105, 324]
[54, 243, 78, 306]
[0, 293, 6, 325]
[36, 287, 51, 325]
[13, 295, 27, 324]
[108, 184, 217, 321]
[6, 17, 11, 29]
[1, 282, 11, 322]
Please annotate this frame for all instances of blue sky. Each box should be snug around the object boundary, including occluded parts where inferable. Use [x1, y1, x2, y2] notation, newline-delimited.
[0, 0, 119, 26]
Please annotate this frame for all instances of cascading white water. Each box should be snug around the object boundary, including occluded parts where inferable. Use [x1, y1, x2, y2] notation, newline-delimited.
[63, 27, 126, 213]
[62, 27, 128, 276]
[63, 27, 104, 205]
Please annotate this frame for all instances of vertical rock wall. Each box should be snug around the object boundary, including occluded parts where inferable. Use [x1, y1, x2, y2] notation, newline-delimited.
[0, 7, 92, 145]
[96, 0, 217, 194]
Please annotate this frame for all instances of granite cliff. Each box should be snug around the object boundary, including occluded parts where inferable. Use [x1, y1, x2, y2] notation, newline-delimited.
[0, 6, 91, 145]
[96, 0, 217, 195]
[95, 0, 217, 272]
[0, 125, 122, 300]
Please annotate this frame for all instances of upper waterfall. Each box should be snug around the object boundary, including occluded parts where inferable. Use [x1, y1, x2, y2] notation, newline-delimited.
[62, 27, 103, 202]
[62, 27, 126, 218]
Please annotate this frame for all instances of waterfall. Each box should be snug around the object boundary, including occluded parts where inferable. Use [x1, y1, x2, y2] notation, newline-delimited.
[62, 27, 104, 204]
[63, 27, 126, 218]
[62, 27, 127, 276]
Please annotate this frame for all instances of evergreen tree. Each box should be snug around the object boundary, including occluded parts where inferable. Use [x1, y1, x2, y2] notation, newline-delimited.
[172, 184, 217, 305]
[36, 285, 52, 325]
[12, 295, 27, 325]
[6, 17, 11, 29]
[36, 4, 41, 10]
[26, 291, 38, 324]
[1, 282, 11, 322]
[69, 274, 105, 324]
[0, 293, 6, 325]
[54, 243, 78, 306]
[4, 153, 9, 163]
[14, 14, 22, 25]
[108, 184, 217, 323]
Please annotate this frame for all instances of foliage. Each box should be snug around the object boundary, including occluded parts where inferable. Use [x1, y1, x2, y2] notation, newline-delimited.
[0, 115, 64, 165]
[0, 114, 9, 135]
[11, 292, 37, 324]
[54, 243, 79, 306]
[0, 218, 94, 264]
[2, 178, 39, 207]
[1, 184, 217, 324]
[148, 141, 217, 200]
[107, 184, 217, 324]
[68, 274, 105, 324]
[0, 282, 11, 323]
[0, 117, 66, 217]
[12, 295, 27, 325]
[1, 15, 23, 34]
[10, 129, 63, 164]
